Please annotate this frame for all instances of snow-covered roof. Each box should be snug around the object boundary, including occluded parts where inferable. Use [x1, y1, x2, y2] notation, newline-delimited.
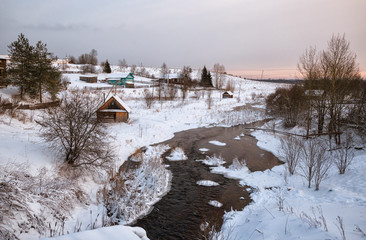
[104, 95, 131, 113]
[159, 73, 180, 79]
[223, 91, 233, 95]
[0, 55, 10, 60]
[107, 72, 133, 79]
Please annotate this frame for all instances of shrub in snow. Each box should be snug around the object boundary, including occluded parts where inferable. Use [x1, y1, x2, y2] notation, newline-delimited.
[201, 155, 226, 166]
[299, 138, 331, 190]
[166, 147, 188, 161]
[228, 157, 246, 171]
[0, 163, 86, 239]
[280, 136, 302, 175]
[333, 132, 355, 174]
[100, 145, 170, 224]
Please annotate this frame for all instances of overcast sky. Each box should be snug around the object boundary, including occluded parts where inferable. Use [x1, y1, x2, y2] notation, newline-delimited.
[1, 0, 365, 73]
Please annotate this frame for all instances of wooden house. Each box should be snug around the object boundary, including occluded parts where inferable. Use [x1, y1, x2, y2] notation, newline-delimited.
[0, 55, 10, 87]
[107, 73, 134, 88]
[80, 75, 97, 83]
[223, 91, 234, 99]
[97, 95, 131, 123]
[159, 73, 182, 84]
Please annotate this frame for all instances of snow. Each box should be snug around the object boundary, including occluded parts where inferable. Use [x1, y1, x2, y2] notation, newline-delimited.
[199, 155, 226, 166]
[4, 65, 365, 240]
[197, 180, 220, 186]
[42, 225, 148, 240]
[209, 140, 226, 146]
[233, 136, 240, 140]
[215, 129, 366, 240]
[199, 148, 210, 152]
[166, 147, 188, 161]
[105, 95, 131, 113]
[208, 200, 223, 208]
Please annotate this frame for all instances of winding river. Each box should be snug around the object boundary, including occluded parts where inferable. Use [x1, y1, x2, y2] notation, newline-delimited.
[132, 122, 282, 239]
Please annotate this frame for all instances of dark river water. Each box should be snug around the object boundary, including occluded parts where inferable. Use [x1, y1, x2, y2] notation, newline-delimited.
[132, 122, 282, 240]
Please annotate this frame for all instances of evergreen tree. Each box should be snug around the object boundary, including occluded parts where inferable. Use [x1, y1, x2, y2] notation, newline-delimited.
[7, 33, 61, 101]
[103, 60, 111, 73]
[33, 41, 61, 102]
[7, 33, 34, 99]
[201, 65, 213, 87]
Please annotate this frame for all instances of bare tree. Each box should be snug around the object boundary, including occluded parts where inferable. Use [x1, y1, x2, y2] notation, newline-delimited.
[118, 58, 128, 71]
[280, 136, 302, 175]
[321, 34, 360, 144]
[213, 63, 225, 89]
[313, 141, 331, 190]
[158, 63, 169, 101]
[37, 91, 114, 169]
[299, 138, 327, 189]
[166, 84, 178, 100]
[130, 64, 137, 74]
[298, 46, 324, 136]
[206, 90, 213, 109]
[180, 66, 191, 101]
[334, 131, 355, 174]
[143, 89, 154, 109]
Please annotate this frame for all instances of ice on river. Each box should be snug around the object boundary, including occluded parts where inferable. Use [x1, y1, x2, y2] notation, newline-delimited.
[208, 200, 223, 208]
[209, 140, 226, 146]
[197, 180, 219, 186]
[199, 148, 210, 152]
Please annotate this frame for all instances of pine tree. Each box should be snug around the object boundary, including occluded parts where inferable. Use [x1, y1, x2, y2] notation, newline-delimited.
[33, 41, 61, 102]
[201, 66, 213, 87]
[7, 33, 34, 99]
[103, 60, 111, 73]
[7, 33, 61, 101]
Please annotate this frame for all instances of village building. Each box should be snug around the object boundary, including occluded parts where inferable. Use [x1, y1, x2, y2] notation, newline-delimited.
[106, 73, 134, 88]
[53, 58, 69, 65]
[79, 75, 98, 83]
[97, 95, 131, 123]
[0, 55, 10, 87]
[222, 91, 234, 98]
[159, 73, 182, 84]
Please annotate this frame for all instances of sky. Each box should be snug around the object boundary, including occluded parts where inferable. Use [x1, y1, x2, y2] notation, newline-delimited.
[1, 0, 365, 78]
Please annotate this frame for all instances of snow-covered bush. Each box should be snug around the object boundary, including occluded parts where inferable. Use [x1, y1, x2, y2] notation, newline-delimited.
[100, 145, 171, 224]
[0, 163, 86, 239]
[228, 157, 246, 171]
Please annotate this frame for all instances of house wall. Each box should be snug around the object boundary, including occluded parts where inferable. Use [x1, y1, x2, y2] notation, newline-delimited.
[0, 59, 6, 86]
[80, 76, 97, 83]
[223, 94, 233, 98]
[97, 111, 129, 123]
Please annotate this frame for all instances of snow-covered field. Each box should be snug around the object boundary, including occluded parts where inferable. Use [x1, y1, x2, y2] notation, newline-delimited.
[1, 66, 365, 240]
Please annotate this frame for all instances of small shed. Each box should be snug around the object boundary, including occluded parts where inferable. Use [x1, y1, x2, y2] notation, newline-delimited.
[97, 95, 131, 123]
[80, 75, 97, 83]
[107, 73, 134, 87]
[223, 91, 234, 99]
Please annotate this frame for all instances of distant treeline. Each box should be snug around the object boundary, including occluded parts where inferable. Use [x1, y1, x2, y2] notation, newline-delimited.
[246, 78, 304, 84]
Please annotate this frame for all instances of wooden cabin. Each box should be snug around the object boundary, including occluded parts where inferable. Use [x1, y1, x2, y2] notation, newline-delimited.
[97, 95, 131, 123]
[107, 73, 134, 87]
[80, 75, 97, 83]
[159, 73, 182, 84]
[0, 55, 9, 87]
[223, 91, 234, 99]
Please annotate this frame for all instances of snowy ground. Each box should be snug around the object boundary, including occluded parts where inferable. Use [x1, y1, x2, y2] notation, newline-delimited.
[1, 66, 365, 239]
[214, 128, 366, 240]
